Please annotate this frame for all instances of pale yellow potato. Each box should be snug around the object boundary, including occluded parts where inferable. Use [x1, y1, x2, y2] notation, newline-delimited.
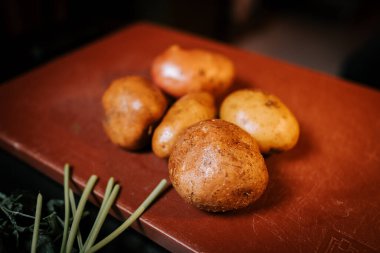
[169, 119, 268, 212]
[152, 92, 216, 158]
[151, 45, 235, 98]
[102, 76, 167, 150]
[220, 89, 300, 153]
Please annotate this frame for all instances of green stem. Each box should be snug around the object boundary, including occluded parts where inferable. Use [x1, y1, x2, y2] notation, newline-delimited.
[31, 193, 43, 253]
[101, 178, 115, 210]
[0, 205, 16, 223]
[0, 206, 35, 219]
[82, 177, 115, 251]
[69, 189, 84, 250]
[82, 184, 120, 252]
[87, 179, 167, 253]
[66, 175, 98, 253]
[56, 216, 65, 227]
[60, 164, 71, 253]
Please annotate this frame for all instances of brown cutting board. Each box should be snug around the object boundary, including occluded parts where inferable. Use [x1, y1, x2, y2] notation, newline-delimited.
[0, 23, 379, 253]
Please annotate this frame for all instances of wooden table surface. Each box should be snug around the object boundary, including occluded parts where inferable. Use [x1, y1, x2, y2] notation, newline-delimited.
[0, 23, 379, 253]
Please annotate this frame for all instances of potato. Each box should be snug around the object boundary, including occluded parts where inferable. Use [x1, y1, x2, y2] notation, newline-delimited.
[220, 89, 300, 153]
[151, 45, 235, 98]
[169, 119, 268, 212]
[152, 92, 216, 158]
[102, 76, 167, 150]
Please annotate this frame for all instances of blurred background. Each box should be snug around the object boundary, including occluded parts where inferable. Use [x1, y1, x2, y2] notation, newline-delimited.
[1, 0, 379, 88]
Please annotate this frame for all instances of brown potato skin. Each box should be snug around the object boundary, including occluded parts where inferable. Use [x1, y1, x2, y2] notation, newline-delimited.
[152, 92, 216, 158]
[102, 76, 167, 150]
[169, 119, 268, 212]
[151, 45, 235, 98]
[220, 89, 300, 153]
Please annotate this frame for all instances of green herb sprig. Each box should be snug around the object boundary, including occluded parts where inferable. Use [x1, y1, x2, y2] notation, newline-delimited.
[31, 193, 42, 253]
[87, 179, 167, 253]
[3, 164, 167, 252]
[31, 163, 167, 253]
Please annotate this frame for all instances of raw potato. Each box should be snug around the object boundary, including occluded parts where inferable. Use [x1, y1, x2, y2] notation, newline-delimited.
[152, 92, 216, 158]
[151, 45, 235, 98]
[220, 89, 300, 153]
[169, 119, 268, 212]
[102, 76, 167, 150]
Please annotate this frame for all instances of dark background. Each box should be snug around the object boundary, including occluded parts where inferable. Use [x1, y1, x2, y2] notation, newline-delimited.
[1, 0, 379, 88]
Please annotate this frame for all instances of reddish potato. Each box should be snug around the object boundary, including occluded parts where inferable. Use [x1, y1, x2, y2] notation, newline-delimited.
[102, 76, 167, 150]
[169, 119, 268, 212]
[152, 92, 216, 158]
[151, 45, 235, 98]
[220, 89, 300, 153]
